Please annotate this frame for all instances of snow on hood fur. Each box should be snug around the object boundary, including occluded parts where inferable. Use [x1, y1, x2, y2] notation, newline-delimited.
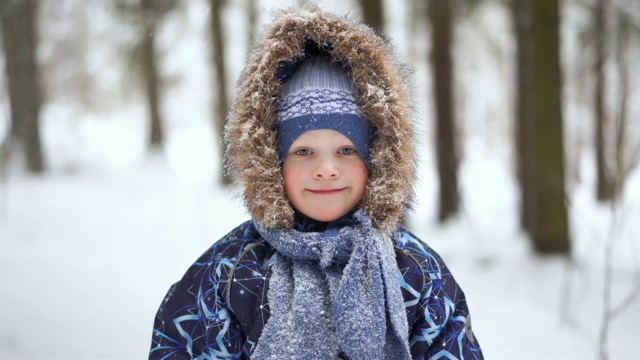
[224, 5, 416, 232]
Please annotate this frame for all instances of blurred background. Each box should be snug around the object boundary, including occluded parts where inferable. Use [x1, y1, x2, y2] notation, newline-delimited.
[0, 0, 639, 359]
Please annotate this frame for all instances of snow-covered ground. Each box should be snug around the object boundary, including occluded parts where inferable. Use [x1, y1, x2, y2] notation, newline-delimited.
[1, 0, 639, 359]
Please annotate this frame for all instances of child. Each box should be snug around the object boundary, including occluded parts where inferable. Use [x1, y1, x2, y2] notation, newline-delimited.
[150, 5, 483, 360]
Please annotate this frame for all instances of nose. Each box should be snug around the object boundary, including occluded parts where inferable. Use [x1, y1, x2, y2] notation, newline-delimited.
[313, 157, 339, 179]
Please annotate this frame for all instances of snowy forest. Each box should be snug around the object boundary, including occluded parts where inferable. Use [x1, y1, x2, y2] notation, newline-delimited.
[1, 0, 639, 358]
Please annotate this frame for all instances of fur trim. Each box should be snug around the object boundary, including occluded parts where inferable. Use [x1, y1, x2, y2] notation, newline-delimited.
[225, 5, 416, 232]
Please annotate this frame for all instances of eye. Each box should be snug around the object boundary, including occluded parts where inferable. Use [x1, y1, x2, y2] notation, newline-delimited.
[294, 148, 312, 156]
[339, 147, 357, 155]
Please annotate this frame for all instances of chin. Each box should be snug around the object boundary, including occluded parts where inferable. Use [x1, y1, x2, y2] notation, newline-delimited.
[306, 210, 346, 223]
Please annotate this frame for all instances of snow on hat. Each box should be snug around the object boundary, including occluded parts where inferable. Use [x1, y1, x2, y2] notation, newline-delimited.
[275, 55, 372, 163]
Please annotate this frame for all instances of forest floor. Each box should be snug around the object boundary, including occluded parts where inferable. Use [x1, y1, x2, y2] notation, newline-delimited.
[0, 118, 638, 359]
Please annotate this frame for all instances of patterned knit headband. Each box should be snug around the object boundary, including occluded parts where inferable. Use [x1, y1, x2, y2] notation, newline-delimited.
[275, 55, 372, 163]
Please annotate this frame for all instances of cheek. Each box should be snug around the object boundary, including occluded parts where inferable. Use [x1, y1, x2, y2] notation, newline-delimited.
[350, 164, 369, 192]
[282, 165, 304, 194]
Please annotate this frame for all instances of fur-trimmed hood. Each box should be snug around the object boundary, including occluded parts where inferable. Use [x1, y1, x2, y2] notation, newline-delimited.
[224, 5, 416, 232]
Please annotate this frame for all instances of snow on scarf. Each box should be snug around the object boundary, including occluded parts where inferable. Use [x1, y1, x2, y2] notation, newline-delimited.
[252, 210, 411, 360]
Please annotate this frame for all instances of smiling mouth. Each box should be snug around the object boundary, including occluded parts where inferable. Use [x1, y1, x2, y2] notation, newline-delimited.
[307, 188, 346, 195]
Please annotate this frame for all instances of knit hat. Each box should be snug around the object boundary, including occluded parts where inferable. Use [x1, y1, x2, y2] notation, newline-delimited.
[275, 55, 372, 163]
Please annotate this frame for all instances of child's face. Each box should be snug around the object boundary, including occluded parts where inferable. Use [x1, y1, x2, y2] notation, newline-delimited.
[283, 129, 368, 222]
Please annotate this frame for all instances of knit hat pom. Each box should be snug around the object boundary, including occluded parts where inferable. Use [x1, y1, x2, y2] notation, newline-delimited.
[275, 55, 372, 163]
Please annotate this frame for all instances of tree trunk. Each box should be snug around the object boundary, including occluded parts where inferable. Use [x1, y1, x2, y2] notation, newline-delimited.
[613, 59, 628, 202]
[530, 0, 570, 254]
[247, 0, 257, 50]
[407, 0, 422, 64]
[430, 0, 460, 223]
[140, 0, 164, 150]
[612, 10, 632, 202]
[358, 0, 384, 34]
[1, 0, 45, 173]
[512, 0, 535, 233]
[594, 0, 613, 201]
[210, 0, 232, 185]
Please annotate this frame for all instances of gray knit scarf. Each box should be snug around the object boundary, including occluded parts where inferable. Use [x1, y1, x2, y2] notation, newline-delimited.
[252, 210, 411, 360]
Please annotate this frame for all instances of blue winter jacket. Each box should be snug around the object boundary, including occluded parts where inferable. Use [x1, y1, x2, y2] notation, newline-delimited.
[151, 5, 484, 359]
[149, 221, 482, 359]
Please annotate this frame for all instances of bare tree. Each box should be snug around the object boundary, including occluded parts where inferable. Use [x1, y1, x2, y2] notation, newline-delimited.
[38, 3, 118, 114]
[116, 0, 178, 152]
[529, 0, 569, 254]
[141, 0, 165, 149]
[611, 5, 640, 201]
[597, 206, 640, 359]
[0, 0, 45, 173]
[596, 9, 640, 357]
[406, 0, 426, 64]
[209, 0, 232, 185]
[247, 0, 258, 50]
[594, 0, 614, 202]
[512, 0, 534, 233]
[429, 0, 460, 223]
[358, 0, 385, 34]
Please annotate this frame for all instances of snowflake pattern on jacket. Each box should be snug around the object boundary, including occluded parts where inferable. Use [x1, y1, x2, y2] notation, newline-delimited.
[149, 221, 483, 359]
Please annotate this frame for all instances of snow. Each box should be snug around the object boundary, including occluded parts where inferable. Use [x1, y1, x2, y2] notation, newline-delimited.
[1, 0, 639, 359]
